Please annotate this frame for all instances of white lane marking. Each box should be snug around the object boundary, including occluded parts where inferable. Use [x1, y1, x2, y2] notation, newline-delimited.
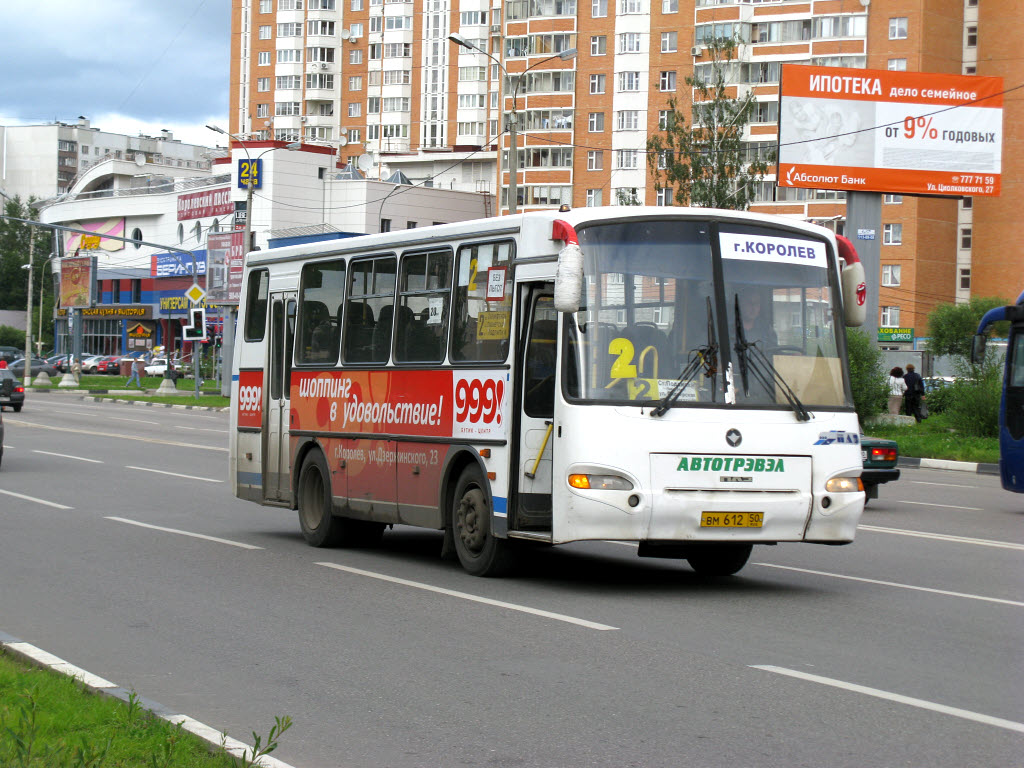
[0, 488, 73, 510]
[750, 665, 1024, 734]
[105, 517, 262, 550]
[33, 450, 103, 464]
[910, 481, 977, 489]
[108, 416, 160, 425]
[317, 562, 618, 631]
[858, 524, 1024, 551]
[893, 500, 983, 511]
[176, 426, 229, 434]
[754, 562, 1024, 608]
[126, 466, 222, 483]
[7, 419, 227, 451]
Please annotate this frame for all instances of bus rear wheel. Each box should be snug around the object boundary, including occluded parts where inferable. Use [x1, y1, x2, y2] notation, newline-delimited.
[297, 450, 345, 547]
[686, 544, 753, 577]
[452, 467, 513, 577]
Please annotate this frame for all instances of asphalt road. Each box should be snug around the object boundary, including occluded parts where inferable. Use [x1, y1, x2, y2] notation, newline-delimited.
[1, 395, 1022, 768]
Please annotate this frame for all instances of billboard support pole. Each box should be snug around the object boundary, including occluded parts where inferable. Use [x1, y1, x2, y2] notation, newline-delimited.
[845, 191, 882, 346]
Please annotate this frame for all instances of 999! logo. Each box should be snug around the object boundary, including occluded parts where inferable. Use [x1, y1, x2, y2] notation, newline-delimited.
[454, 378, 503, 424]
[238, 385, 262, 412]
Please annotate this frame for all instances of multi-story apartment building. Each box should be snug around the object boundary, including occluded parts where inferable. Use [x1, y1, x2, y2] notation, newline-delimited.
[0, 118, 217, 201]
[230, 0, 1021, 347]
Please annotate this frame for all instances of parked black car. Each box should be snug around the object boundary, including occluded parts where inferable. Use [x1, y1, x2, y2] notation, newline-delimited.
[0, 369, 25, 412]
[0, 405, 5, 469]
[861, 436, 900, 504]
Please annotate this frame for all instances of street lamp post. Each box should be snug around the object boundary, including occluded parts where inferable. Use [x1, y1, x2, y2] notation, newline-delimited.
[36, 253, 57, 357]
[447, 34, 576, 215]
[205, 125, 300, 396]
[22, 228, 35, 387]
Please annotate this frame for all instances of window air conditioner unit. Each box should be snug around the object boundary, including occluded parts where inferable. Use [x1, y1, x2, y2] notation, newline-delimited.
[691, 46, 703, 56]
[490, 24, 500, 32]
[300, 116, 308, 122]
[320, 62, 329, 69]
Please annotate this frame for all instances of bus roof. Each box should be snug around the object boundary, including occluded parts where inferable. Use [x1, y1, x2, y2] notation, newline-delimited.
[244, 206, 837, 267]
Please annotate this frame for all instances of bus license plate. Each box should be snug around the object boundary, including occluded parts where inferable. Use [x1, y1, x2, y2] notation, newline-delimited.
[700, 512, 764, 528]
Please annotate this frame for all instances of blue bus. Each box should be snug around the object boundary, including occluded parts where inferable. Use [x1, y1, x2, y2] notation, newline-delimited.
[972, 290, 1024, 492]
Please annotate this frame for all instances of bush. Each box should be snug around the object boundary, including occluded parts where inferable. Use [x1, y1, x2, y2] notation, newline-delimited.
[845, 328, 888, 426]
[923, 383, 954, 415]
[0, 325, 26, 348]
[944, 357, 1003, 437]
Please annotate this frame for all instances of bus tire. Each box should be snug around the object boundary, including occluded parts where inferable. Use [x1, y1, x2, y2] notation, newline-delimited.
[686, 544, 753, 577]
[297, 450, 345, 547]
[452, 467, 513, 577]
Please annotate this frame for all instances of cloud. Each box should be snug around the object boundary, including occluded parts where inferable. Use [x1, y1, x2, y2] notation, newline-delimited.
[0, 0, 229, 130]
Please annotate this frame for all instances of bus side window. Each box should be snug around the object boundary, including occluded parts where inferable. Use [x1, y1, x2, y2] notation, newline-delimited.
[344, 301, 375, 362]
[451, 241, 513, 362]
[243, 269, 270, 342]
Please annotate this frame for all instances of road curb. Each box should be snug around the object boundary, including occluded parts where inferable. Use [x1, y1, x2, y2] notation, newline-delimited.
[898, 456, 1000, 476]
[0, 632, 296, 768]
[25, 387, 228, 412]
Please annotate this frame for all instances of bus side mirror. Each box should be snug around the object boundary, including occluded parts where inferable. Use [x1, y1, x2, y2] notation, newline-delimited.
[554, 243, 583, 313]
[840, 260, 866, 327]
[971, 333, 986, 365]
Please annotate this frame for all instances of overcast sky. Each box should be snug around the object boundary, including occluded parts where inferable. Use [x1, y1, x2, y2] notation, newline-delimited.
[0, 0, 231, 148]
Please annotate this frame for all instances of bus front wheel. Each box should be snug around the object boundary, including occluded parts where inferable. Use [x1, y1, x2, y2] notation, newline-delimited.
[297, 450, 345, 547]
[452, 467, 513, 577]
[686, 544, 753, 576]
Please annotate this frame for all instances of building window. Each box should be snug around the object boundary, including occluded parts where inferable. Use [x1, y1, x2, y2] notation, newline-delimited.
[351, 0, 363, 8]
[349, 76, 362, 90]
[888, 58, 907, 71]
[881, 306, 900, 327]
[883, 193, 903, 204]
[616, 110, 640, 130]
[883, 223, 902, 245]
[889, 17, 908, 40]
[966, 25, 977, 47]
[348, 103, 362, 117]
[964, 65, 976, 75]
[258, 51, 272, 66]
[131, 228, 143, 249]
[618, 32, 642, 53]
[350, 49, 363, 64]
[260, 0, 272, 11]
[350, 23, 363, 38]
[656, 188, 673, 206]
[617, 71, 642, 91]
[659, 71, 676, 91]
[882, 265, 901, 286]
[277, 48, 301, 63]
[588, 112, 604, 132]
[658, 110, 673, 130]
[619, 0, 642, 12]
[590, 74, 606, 94]
[616, 150, 639, 169]
[586, 189, 603, 206]
[960, 268, 971, 290]
[662, 0, 677, 12]
[962, 197, 972, 209]
[380, 219, 391, 233]
[257, 77, 270, 92]
[256, 103, 269, 117]
[348, 129, 361, 143]
[960, 227, 972, 249]
[591, 36, 606, 55]
[592, 0, 607, 17]
[615, 188, 640, 205]
[259, 25, 272, 39]
[587, 150, 603, 170]
[661, 32, 677, 53]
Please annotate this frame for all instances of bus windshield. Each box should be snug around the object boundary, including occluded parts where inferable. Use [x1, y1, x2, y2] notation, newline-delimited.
[567, 218, 851, 411]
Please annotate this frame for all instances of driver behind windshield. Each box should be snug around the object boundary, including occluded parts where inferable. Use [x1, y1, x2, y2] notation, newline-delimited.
[738, 287, 777, 349]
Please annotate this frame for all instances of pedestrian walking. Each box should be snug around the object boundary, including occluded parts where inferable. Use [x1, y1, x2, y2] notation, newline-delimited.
[888, 366, 907, 415]
[126, 358, 143, 388]
[903, 363, 925, 422]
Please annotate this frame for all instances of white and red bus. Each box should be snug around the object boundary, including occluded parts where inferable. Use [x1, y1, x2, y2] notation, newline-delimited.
[230, 207, 868, 576]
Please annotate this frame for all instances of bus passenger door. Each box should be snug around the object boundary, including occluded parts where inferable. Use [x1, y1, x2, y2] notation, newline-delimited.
[263, 294, 296, 504]
[515, 291, 556, 531]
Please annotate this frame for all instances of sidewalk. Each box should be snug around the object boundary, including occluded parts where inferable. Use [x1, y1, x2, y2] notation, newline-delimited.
[899, 456, 999, 476]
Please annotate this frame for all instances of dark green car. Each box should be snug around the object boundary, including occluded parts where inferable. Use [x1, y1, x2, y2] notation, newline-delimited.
[861, 435, 900, 504]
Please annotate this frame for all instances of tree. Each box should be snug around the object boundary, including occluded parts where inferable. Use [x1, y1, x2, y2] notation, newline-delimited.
[647, 37, 771, 210]
[845, 329, 888, 426]
[0, 196, 39, 310]
[925, 296, 1011, 359]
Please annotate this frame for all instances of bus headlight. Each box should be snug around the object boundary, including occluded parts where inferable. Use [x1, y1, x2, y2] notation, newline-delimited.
[825, 476, 863, 493]
[568, 473, 634, 491]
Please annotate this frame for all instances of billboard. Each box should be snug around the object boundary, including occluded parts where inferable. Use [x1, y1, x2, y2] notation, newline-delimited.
[206, 231, 246, 305]
[177, 187, 233, 220]
[62, 218, 125, 252]
[778, 65, 1003, 197]
[60, 255, 97, 308]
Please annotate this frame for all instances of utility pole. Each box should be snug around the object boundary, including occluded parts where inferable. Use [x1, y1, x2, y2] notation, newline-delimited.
[23, 229, 35, 387]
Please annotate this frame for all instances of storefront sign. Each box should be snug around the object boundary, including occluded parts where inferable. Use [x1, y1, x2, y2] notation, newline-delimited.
[177, 187, 233, 221]
[155, 251, 206, 278]
[57, 305, 151, 318]
[878, 327, 914, 342]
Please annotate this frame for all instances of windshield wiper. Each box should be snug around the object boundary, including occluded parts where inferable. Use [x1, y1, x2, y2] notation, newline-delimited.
[733, 293, 811, 422]
[652, 297, 717, 417]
